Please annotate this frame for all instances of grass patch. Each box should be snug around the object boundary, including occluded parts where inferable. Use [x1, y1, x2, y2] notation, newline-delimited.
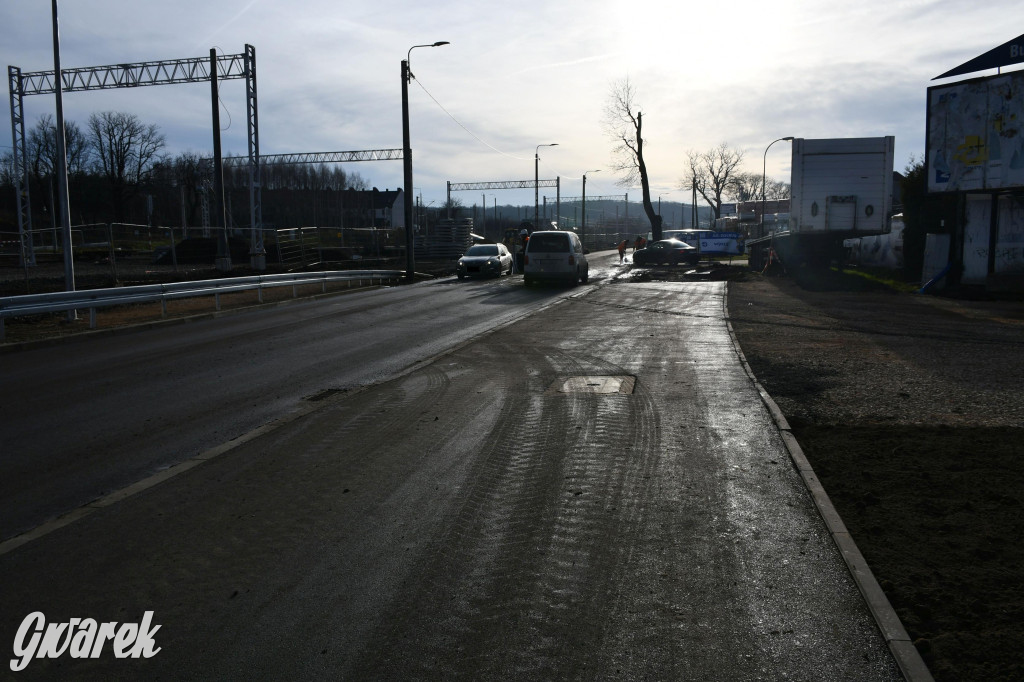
[792, 266, 917, 293]
[839, 266, 921, 293]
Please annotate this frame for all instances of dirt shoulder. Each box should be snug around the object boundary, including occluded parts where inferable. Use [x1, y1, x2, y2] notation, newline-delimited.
[727, 272, 1024, 682]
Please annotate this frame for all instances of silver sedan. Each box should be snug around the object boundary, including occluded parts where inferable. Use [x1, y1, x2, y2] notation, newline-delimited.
[456, 243, 513, 279]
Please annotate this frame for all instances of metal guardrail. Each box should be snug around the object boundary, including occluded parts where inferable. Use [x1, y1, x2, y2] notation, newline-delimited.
[0, 270, 403, 342]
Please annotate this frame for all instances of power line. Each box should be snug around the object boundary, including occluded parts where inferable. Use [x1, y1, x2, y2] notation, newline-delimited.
[413, 76, 525, 161]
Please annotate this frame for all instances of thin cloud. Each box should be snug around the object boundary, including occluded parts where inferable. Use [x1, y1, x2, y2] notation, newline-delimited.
[508, 52, 622, 77]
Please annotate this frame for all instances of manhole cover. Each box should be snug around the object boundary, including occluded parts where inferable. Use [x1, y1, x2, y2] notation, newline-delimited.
[546, 376, 636, 395]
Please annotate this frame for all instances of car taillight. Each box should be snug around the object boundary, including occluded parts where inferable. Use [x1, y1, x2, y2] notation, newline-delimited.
[568, 255, 575, 265]
[524, 254, 529, 265]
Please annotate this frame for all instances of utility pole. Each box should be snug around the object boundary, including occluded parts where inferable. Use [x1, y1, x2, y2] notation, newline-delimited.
[51, 0, 75, 315]
[211, 48, 231, 272]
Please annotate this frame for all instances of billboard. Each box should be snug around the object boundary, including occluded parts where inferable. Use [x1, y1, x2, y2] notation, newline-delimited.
[926, 70, 1024, 193]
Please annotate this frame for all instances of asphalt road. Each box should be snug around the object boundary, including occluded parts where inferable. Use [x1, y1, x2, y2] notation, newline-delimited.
[0, 260, 608, 541]
[0, 258, 900, 680]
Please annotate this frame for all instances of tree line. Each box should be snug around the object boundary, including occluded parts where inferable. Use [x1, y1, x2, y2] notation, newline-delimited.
[0, 112, 372, 235]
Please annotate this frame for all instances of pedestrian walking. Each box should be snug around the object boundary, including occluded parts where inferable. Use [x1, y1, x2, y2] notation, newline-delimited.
[617, 239, 628, 263]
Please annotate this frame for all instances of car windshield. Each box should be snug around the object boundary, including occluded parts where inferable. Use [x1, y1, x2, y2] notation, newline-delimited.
[465, 245, 499, 256]
[527, 234, 570, 252]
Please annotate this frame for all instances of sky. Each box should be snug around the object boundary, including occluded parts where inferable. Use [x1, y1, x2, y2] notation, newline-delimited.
[3, 0, 1023, 213]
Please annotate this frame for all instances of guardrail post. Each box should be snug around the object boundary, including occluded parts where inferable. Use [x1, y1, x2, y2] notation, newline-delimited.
[215, 291, 221, 311]
[108, 224, 118, 282]
[0, 318, 5, 343]
[257, 282, 263, 303]
[89, 307, 97, 329]
[161, 297, 167, 318]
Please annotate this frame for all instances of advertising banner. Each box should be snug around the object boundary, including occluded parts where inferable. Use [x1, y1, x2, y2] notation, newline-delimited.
[927, 70, 1024, 193]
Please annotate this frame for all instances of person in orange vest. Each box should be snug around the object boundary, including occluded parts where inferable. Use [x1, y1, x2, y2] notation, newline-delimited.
[633, 235, 646, 252]
[617, 239, 629, 263]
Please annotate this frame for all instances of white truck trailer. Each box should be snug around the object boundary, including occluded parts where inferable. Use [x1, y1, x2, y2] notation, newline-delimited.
[747, 136, 896, 271]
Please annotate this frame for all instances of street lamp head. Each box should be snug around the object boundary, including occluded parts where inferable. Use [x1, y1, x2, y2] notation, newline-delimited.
[407, 41, 450, 73]
[536, 142, 558, 157]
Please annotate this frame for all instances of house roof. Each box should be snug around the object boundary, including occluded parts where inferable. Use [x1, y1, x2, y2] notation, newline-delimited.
[341, 187, 403, 209]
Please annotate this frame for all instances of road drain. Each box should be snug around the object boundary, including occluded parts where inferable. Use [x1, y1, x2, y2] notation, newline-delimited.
[545, 375, 636, 395]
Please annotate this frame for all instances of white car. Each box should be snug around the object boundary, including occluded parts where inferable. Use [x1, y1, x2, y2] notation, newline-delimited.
[523, 230, 588, 286]
[456, 243, 513, 279]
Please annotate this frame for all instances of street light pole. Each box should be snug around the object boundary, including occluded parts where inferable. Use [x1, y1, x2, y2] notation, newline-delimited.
[535, 143, 557, 229]
[582, 169, 600, 248]
[402, 41, 449, 282]
[762, 136, 794, 239]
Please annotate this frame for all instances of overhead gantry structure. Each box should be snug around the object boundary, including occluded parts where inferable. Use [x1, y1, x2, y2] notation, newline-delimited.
[447, 179, 561, 222]
[8, 46, 261, 266]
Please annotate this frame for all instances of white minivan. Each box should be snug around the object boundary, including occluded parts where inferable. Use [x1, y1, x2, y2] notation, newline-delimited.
[523, 230, 589, 286]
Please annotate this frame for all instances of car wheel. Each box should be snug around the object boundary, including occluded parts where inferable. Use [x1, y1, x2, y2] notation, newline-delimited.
[457, 273, 464, 280]
[524, 275, 533, 286]
[581, 268, 589, 283]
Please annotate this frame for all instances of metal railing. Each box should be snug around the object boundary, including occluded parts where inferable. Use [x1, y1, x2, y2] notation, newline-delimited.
[0, 269, 402, 342]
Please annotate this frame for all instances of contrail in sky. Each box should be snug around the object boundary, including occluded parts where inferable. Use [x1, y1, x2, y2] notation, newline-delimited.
[192, 0, 263, 51]
[509, 52, 621, 77]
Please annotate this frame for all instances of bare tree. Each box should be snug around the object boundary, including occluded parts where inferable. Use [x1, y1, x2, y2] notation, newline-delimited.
[730, 171, 791, 203]
[728, 172, 763, 203]
[0, 151, 15, 187]
[681, 143, 744, 221]
[27, 114, 90, 179]
[604, 78, 662, 240]
[765, 178, 791, 201]
[87, 111, 166, 221]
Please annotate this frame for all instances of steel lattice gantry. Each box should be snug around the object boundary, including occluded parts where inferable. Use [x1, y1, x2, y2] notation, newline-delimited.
[447, 178, 561, 222]
[225, 149, 404, 166]
[7, 45, 262, 266]
[448, 179, 559, 192]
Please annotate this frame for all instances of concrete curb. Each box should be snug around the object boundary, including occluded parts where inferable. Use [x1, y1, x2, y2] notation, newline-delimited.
[723, 285, 934, 682]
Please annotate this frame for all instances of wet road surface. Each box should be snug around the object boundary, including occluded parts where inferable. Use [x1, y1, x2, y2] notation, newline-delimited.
[0, 272, 901, 679]
[0, 262, 617, 541]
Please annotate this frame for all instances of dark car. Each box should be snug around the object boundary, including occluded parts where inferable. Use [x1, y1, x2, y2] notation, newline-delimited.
[632, 238, 698, 266]
[457, 243, 513, 279]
